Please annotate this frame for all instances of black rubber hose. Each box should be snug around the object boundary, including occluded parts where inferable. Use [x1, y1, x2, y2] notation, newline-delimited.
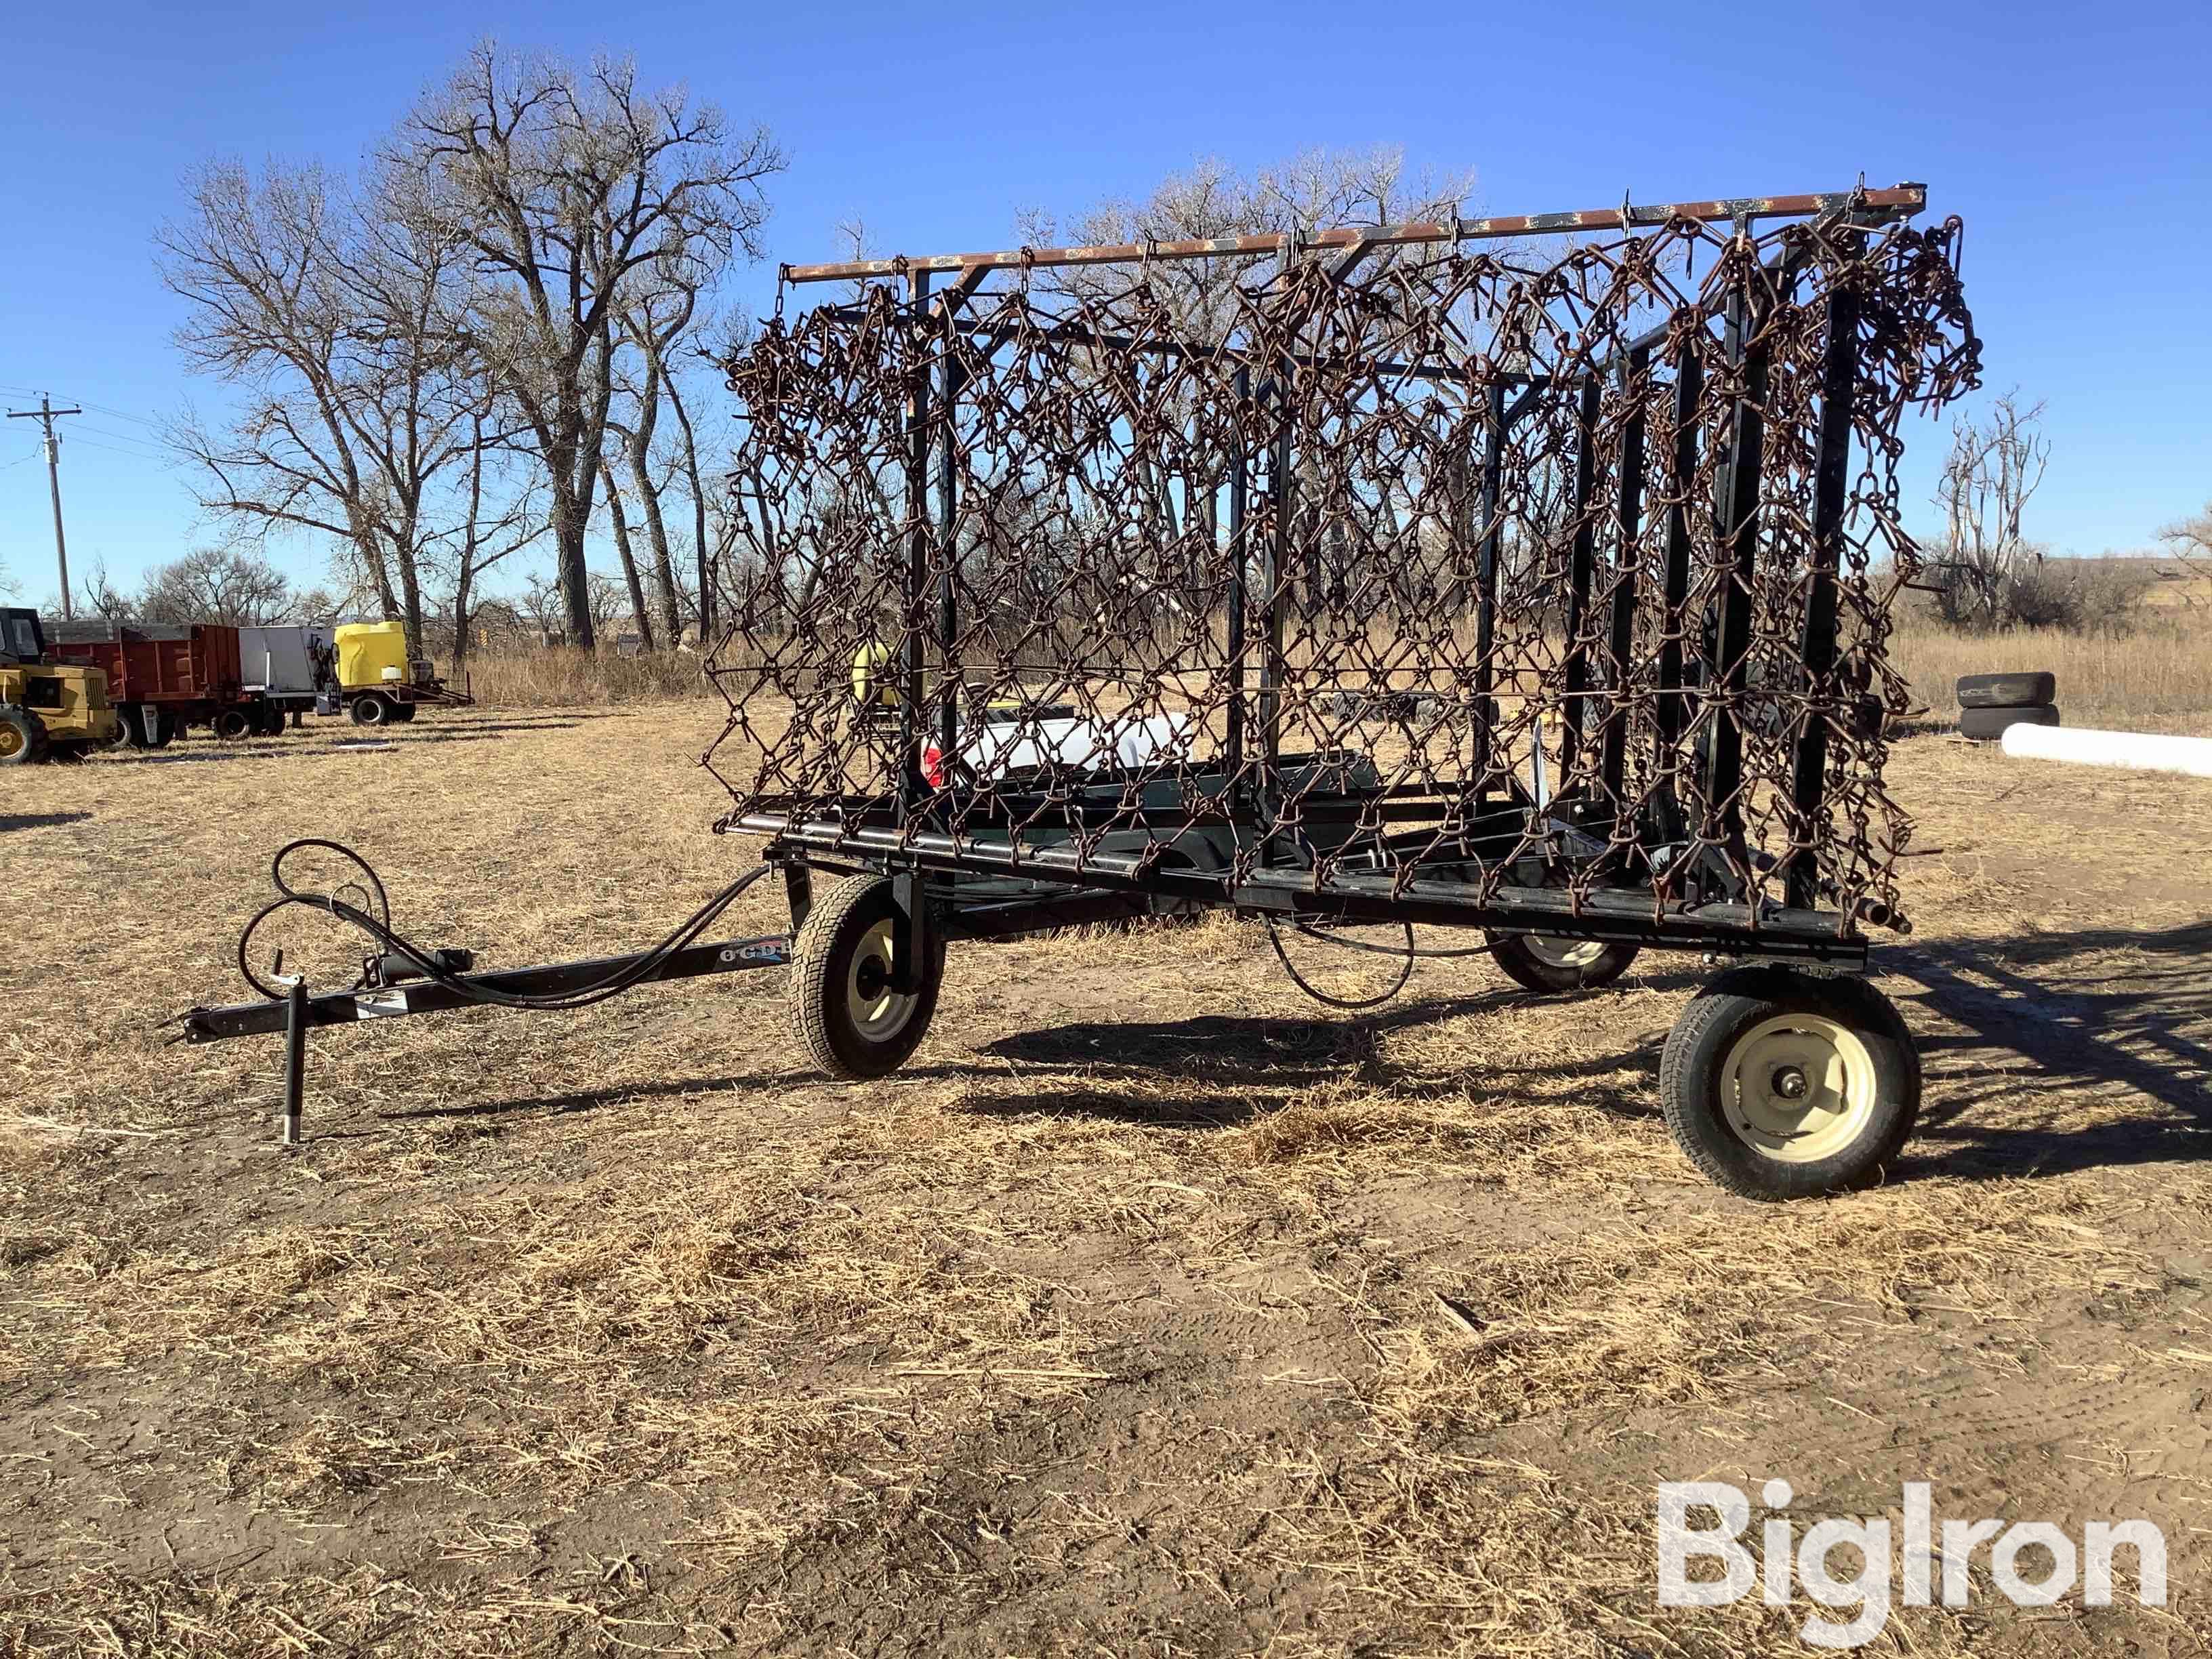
[237, 837, 770, 1012]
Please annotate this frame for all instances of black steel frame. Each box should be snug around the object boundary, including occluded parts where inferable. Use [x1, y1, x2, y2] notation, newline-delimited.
[741, 194, 1921, 975]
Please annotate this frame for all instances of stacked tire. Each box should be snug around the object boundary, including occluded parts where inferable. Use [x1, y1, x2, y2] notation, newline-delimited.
[1957, 672, 2060, 742]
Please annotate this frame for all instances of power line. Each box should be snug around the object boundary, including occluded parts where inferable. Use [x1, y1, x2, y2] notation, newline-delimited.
[73, 422, 174, 456]
[77, 400, 163, 430]
[69, 435, 176, 463]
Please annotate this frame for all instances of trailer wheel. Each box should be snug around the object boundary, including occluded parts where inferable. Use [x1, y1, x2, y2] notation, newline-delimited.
[389, 701, 417, 724]
[789, 874, 944, 1081]
[350, 693, 392, 728]
[1487, 930, 1640, 994]
[118, 706, 176, 750]
[252, 702, 286, 736]
[1660, 967, 1919, 1201]
[213, 708, 255, 740]
[0, 705, 49, 765]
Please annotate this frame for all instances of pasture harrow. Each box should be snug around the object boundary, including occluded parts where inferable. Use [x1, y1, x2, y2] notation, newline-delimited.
[181, 182, 1979, 1200]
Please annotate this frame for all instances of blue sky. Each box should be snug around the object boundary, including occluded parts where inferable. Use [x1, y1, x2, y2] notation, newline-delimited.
[3, 0, 2207, 601]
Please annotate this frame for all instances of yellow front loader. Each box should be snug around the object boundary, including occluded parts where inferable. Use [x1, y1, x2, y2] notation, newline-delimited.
[1, 607, 121, 764]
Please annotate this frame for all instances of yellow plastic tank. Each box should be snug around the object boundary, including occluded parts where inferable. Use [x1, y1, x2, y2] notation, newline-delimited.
[334, 621, 409, 691]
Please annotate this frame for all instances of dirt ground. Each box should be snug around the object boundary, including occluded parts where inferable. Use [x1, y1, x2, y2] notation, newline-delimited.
[3, 705, 2208, 1657]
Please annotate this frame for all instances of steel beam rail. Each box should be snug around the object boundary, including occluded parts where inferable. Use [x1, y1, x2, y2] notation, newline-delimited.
[781, 185, 1927, 283]
[178, 934, 794, 1044]
[756, 824, 1866, 964]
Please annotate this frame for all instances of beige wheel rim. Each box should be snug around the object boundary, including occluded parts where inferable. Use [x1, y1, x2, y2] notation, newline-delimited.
[1525, 935, 1607, 971]
[1722, 1012, 1876, 1164]
[845, 918, 918, 1042]
[0, 723, 22, 760]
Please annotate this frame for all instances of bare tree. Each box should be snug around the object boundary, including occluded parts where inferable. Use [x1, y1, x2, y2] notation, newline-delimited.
[586, 571, 634, 638]
[2159, 501, 2212, 595]
[138, 548, 293, 626]
[598, 457, 653, 649]
[426, 407, 543, 666]
[159, 157, 491, 657]
[1930, 392, 2051, 628]
[400, 43, 783, 649]
[614, 271, 708, 646]
[517, 571, 568, 640]
[77, 560, 136, 623]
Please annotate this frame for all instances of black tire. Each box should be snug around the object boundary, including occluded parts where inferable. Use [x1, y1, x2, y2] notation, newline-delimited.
[213, 707, 255, 740]
[350, 693, 393, 728]
[115, 703, 149, 748]
[0, 704, 49, 766]
[1660, 967, 1920, 1200]
[1958, 703, 2059, 742]
[252, 701, 286, 736]
[389, 701, 418, 724]
[1487, 930, 1641, 994]
[788, 874, 945, 1081]
[1957, 671, 2057, 710]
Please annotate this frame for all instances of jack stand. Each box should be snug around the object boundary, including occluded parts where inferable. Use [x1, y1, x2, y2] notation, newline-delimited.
[281, 976, 308, 1147]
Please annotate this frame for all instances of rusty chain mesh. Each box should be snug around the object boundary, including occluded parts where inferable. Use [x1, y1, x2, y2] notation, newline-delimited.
[708, 208, 1977, 935]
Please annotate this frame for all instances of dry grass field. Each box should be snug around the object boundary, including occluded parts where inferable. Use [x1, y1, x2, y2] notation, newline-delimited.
[5, 702, 2211, 1656]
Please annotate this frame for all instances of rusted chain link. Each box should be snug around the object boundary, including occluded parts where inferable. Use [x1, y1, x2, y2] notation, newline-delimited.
[708, 207, 1978, 935]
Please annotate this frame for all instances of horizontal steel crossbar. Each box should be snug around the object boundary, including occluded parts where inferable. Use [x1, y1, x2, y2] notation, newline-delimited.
[781, 184, 1925, 283]
[756, 823, 1866, 964]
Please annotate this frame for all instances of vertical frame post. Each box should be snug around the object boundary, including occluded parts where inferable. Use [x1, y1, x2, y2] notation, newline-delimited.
[935, 336, 964, 790]
[1786, 237, 1864, 909]
[1472, 376, 1509, 795]
[1705, 264, 1769, 854]
[1654, 336, 1702, 762]
[898, 270, 935, 825]
[1225, 363, 1250, 795]
[1599, 346, 1650, 805]
[1559, 375, 1603, 779]
[1258, 365, 1292, 854]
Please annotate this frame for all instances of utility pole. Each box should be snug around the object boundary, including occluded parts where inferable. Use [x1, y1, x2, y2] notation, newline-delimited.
[8, 394, 82, 619]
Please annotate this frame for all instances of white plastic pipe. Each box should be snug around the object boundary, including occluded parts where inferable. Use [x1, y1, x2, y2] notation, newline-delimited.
[2001, 722, 2212, 779]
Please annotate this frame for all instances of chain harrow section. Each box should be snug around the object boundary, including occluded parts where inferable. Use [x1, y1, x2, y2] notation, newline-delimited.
[710, 205, 1977, 936]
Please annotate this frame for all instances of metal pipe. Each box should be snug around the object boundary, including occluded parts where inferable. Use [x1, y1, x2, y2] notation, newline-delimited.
[936, 328, 964, 784]
[1225, 364, 1250, 792]
[780, 186, 1927, 283]
[899, 269, 933, 821]
[1471, 377, 1509, 789]
[1559, 376, 1603, 775]
[1705, 271, 1770, 850]
[1599, 346, 1650, 804]
[1653, 340, 1703, 760]
[1788, 241, 1864, 909]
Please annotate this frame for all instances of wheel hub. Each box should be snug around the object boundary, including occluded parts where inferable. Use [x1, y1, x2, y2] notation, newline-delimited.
[845, 920, 916, 1040]
[1721, 1014, 1877, 1164]
[1525, 934, 1607, 970]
